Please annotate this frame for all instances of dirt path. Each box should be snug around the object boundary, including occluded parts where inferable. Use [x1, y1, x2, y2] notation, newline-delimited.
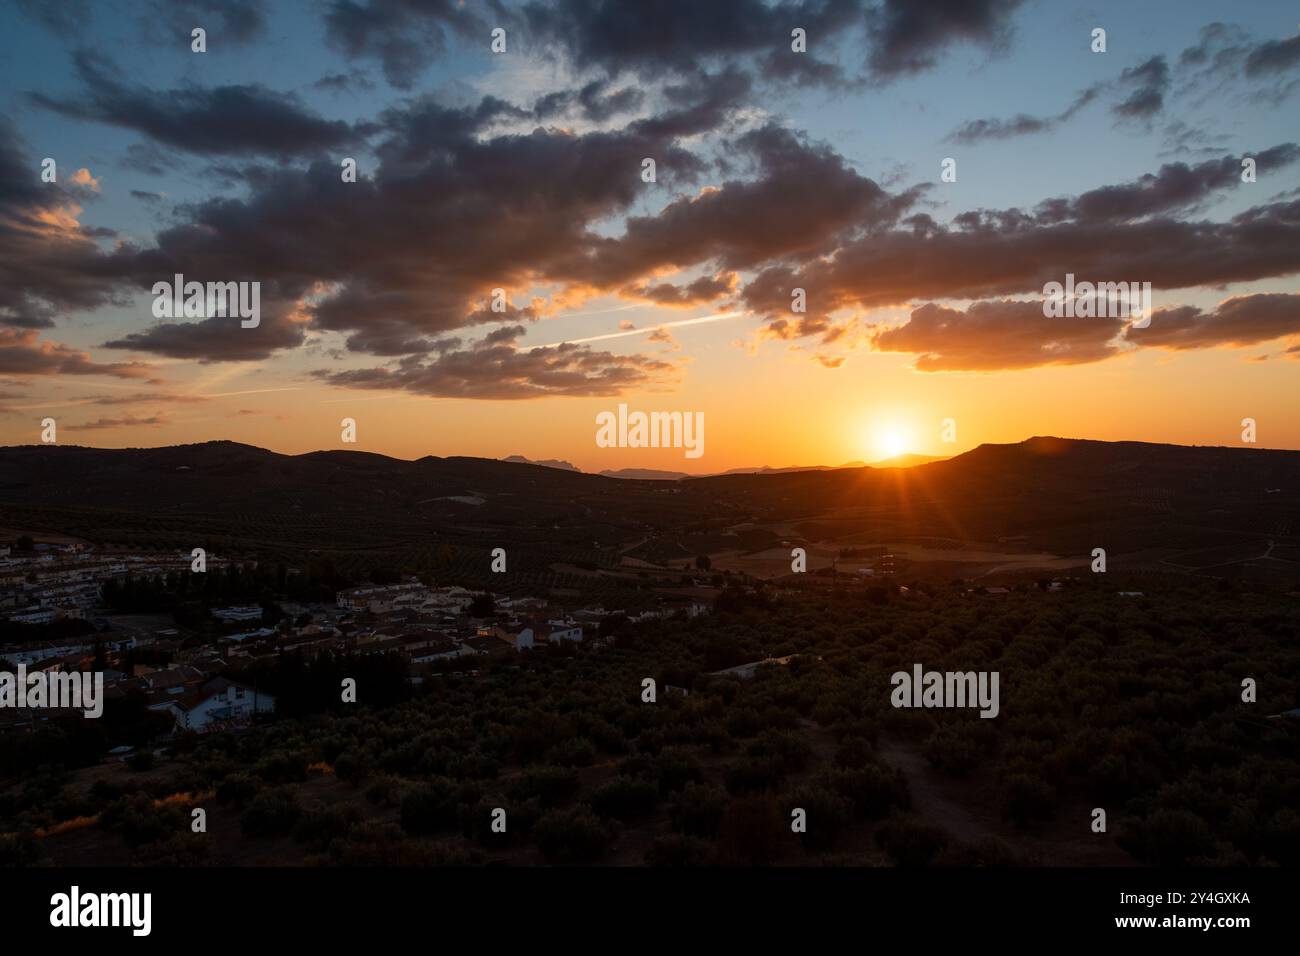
[878, 739, 1003, 846]
[878, 737, 1136, 866]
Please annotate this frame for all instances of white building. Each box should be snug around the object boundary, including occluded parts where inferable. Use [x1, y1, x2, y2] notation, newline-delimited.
[540, 619, 583, 643]
[167, 678, 275, 733]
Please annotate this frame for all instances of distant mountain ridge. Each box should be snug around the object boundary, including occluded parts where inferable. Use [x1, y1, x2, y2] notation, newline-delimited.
[1, 437, 1296, 585]
[503, 455, 580, 472]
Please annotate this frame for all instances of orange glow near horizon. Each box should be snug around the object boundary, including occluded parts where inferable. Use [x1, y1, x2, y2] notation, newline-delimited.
[5, 304, 1300, 472]
[870, 422, 914, 461]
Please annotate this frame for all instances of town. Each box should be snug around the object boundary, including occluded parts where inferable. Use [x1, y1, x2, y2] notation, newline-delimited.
[0, 534, 710, 738]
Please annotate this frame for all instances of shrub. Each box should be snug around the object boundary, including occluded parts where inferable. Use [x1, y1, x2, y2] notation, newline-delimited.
[922, 724, 988, 777]
[669, 783, 728, 838]
[745, 729, 810, 774]
[653, 748, 704, 795]
[788, 784, 854, 851]
[1000, 773, 1055, 828]
[818, 764, 910, 819]
[545, 736, 597, 768]
[254, 750, 308, 784]
[329, 821, 481, 866]
[100, 794, 187, 848]
[534, 806, 614, 864]
[365, 774, 402, 807]
[293, 804, 363, 850]
[399, 778, 460, 835]
[461, 796, 539, 845]
[215, 773, 260, 807]
[333, 750, 371, 785]
[716, 796, 788, 865]
[0, 832, 40, 866]
[724, 755, 785, 794]
[508, 767, 578, 809]
[1121, 809, 1217, 866]
[240, 789, 301, 837]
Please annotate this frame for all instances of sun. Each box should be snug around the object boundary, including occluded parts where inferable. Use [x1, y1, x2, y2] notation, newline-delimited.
[874, 424, 911, 461]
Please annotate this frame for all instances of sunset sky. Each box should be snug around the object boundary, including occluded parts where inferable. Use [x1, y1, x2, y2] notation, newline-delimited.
[1, 0, 1297, 473]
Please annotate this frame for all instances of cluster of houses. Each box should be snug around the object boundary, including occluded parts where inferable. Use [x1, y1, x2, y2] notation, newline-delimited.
[0, 573, 635, 736]
[0, 543, 227, 625]
[0, 535, 723, 745]
[329, 580, 592, 660]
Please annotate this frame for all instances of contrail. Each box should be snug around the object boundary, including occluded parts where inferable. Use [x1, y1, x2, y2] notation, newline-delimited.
[203, 386, 303, 398]
[531, 310, 752, 349]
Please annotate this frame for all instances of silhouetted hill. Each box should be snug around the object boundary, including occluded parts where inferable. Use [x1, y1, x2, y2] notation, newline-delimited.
[599, 468, 692, 480]
[1, 437, 1296, 583]
[866, 453, 948, 469]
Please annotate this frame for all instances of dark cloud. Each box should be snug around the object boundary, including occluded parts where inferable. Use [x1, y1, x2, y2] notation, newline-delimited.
[575, 123, 922, 287]
[1113, 56, 1170, 121]
[741, 198, 1300, 337]
[623, 273, 738, 307]
[758, 312, 846, 342]
[523, 0, 861, 86]
[947, 85, 1100, 144]
[1244, 34, 1300, 78]
[5, 7, 1299, 402]
[121, 142, 180, 177]
[102, 289, 308, 362]
[951, 52, 1177, 146]
[1159, 120, 1232, 160]
[645, 327, 680, 349]
[130, 190, 166, 204]
[86, 86, 728, 367]
[1033, 145, 1300, 224]
[0, 117, 132, 330]
[76, 392, 208, 405]
[322, 0, 486, 89]
[871, 299, 1123, 371]
[949, 113, 1054, 144]
[14, 0, 91, 33]
[634, 67, 755, 139]
[313, 70, 375, 94]
[1178, 23, 1300, 102]
[313, 325, 678, 399]
[317, 0, 1028, 94]
[1178, 22, 1251, 70]
[1125, 294, 1300, 350]
[534, 79, 645, 123]
[864, 0, 1026, 81]
[30, 50, 364, 159]
[65, 415, 168, 431]
[0, 329, 155, 379]
[141, 0, 268, 45]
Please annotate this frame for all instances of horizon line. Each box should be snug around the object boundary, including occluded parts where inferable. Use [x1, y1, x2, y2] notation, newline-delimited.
[3, 434, 1295, 479]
